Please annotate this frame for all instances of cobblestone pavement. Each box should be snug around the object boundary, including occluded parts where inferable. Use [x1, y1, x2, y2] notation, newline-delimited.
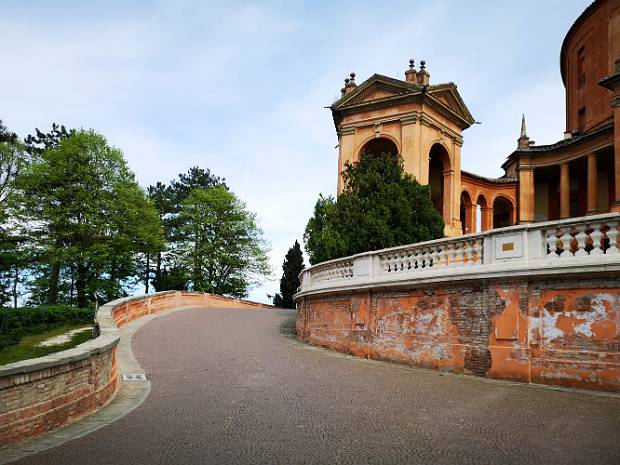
[13, 307, 620, 465]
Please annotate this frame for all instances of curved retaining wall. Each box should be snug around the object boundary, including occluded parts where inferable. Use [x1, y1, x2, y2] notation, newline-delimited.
[295, 213, 620, 392]
[0, 291, 269, 447]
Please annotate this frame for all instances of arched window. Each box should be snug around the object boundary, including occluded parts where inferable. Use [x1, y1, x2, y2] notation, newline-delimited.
[493, 196, 515, 228]
[460, 191, 474, 234]
[359, 137, 398, 156]
[428, 144, 451, 219]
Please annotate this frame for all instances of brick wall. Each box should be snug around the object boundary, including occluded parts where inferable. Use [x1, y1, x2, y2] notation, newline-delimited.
[0, 348, 117, 446]
[297, 275, 620, 392]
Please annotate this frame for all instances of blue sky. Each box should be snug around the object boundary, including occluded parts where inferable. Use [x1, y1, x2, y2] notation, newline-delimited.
[1, 0, 591, 302]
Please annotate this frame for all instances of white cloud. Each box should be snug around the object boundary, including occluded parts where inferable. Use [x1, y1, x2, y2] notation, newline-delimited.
[0, 0, 592, 303]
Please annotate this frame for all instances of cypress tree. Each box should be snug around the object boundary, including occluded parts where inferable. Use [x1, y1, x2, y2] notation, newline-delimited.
[277, 240, 304, 308]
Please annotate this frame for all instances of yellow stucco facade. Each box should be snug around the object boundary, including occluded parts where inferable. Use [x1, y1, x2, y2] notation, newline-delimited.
[332, 70, 472, 236]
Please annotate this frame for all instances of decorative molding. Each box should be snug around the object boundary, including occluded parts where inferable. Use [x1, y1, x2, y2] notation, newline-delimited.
[400, 115, 418, 126]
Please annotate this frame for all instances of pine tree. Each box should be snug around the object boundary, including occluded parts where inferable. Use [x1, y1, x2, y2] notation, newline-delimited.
[277, 240, 304, 308]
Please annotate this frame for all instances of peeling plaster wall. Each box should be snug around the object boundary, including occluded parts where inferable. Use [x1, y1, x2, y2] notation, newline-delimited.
[296, 276, 620, 392]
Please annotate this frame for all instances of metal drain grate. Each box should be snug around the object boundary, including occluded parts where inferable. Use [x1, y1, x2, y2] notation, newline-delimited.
[122, 373, 147, 381]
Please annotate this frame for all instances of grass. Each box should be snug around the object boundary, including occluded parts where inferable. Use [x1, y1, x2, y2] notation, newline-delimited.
[0, 322, 93, 366]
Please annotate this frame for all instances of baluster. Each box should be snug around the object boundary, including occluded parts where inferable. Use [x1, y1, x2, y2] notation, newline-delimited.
[465, 241, 474, 266]
[471, 239, 482, 265]
[446, 244, 458, 268]
[589, 223, 603, 256]
[546, 229, 559, 258]
[454, 242, 464, 267]
[436, 247, 445, 268]
[574, 224, 588, 257]
[559, 229, 573, 258]
[606, 222, 619, 255]
[429, 248, 437, 268]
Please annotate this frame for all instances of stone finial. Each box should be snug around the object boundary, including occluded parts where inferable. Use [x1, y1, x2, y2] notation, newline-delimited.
[417, 59, 430, 86]
[518, 114, 531, 150]
[405, 58, 418, 84]
[342, 73, 357, 96]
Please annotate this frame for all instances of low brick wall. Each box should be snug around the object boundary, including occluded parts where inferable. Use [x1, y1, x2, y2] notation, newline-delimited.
[296, 275, 620, 392]
[0, 291, 270, 447]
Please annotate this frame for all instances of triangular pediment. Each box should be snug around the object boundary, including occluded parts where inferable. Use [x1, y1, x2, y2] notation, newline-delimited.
[331, 74, 475, 129]
[332, 74, 419, 109]
[427, 84, 475, 126]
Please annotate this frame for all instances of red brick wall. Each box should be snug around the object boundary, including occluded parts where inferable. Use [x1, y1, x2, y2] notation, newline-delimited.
[297, 276, 620, 392]
[561, 0, 619, 133]
[0, 348, 118, 446]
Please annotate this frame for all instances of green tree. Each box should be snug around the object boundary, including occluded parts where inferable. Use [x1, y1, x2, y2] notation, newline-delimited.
[304, 152, 444, 264]
[17, 129, 162, 307]
[0, 121, 29, 307]
[274, 240, 304, 308]
[179, 186, 271, 297]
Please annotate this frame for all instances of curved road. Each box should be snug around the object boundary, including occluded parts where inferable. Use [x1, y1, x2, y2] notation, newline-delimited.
[12, 307, 620, 465]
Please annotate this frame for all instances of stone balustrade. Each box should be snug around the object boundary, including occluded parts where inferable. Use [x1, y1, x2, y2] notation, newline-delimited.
[298, 213, 620, 297]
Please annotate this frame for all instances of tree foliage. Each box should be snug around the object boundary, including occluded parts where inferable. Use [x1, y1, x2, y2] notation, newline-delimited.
[0, 120, 270, 309]
[178, 186, 271, 297]
[304, 152, 444, 264]
[273, 240, 304, 308]
[16, 129, 163, 307]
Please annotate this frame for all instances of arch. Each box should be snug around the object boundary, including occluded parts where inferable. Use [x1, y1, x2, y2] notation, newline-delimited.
[460, 189, 474, 234]
[476, 193, 491, 232]
[492, 195, 515, 229]
[358, 136, 399, 159]
[476, 193, 489, 209]
[428, 143, 452, 220]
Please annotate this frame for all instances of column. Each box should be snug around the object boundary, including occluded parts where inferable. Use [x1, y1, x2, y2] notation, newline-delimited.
[560, 162, 570, 219]
[613, 97, 620, 211]
[337, 128, 356, 195]
[400, 117, 421, 180]
[481, 206, 493, 231]
[442, 169, 455, 234]
[587, 153, 598, 214]
[518, 166, 535, 223]
[464, 204, 475, 234]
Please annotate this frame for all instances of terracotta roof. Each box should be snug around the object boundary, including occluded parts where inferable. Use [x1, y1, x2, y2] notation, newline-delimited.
[518, 121, 612, 153]
[461, 170, 517, 184]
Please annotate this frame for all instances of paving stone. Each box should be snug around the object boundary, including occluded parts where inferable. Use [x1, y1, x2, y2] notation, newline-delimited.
[9, 307, 620, 465]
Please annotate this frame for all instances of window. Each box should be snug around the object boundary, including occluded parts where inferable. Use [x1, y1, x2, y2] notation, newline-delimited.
[578, 106, 586, 132]
[577, 47, 586, 87]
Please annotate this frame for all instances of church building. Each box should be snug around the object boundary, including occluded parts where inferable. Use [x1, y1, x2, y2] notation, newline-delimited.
[330, 0, 620, 236]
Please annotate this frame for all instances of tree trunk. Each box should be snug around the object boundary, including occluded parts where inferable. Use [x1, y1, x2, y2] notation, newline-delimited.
[47, 261, 60, 305]
[76, 261, 87, 308]
[47, 235, 63, 305]
[145, 253, 150, 294]
[155, 252, 162, 291]
[12, 264, 18, 309]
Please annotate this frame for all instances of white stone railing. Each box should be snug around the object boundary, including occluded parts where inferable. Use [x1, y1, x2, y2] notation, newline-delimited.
[296, 212, 620, 297]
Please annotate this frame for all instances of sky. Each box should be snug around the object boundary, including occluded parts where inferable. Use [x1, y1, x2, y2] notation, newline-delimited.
[1, 0, 592, 303]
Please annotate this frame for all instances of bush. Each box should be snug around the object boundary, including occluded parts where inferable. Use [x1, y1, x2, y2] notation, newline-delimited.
[0, 305, 94, 351]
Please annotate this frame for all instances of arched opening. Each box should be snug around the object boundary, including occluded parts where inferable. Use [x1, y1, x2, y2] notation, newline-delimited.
[460, 191, 474, 235]
[493, 196, 515, 229]
[477, 194, 490, 231]
[359, 137, 398, 157]
[428, 144, 451, 219]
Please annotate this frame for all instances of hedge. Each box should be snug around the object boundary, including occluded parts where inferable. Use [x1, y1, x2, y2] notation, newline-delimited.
[0, 306, 94, 352]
